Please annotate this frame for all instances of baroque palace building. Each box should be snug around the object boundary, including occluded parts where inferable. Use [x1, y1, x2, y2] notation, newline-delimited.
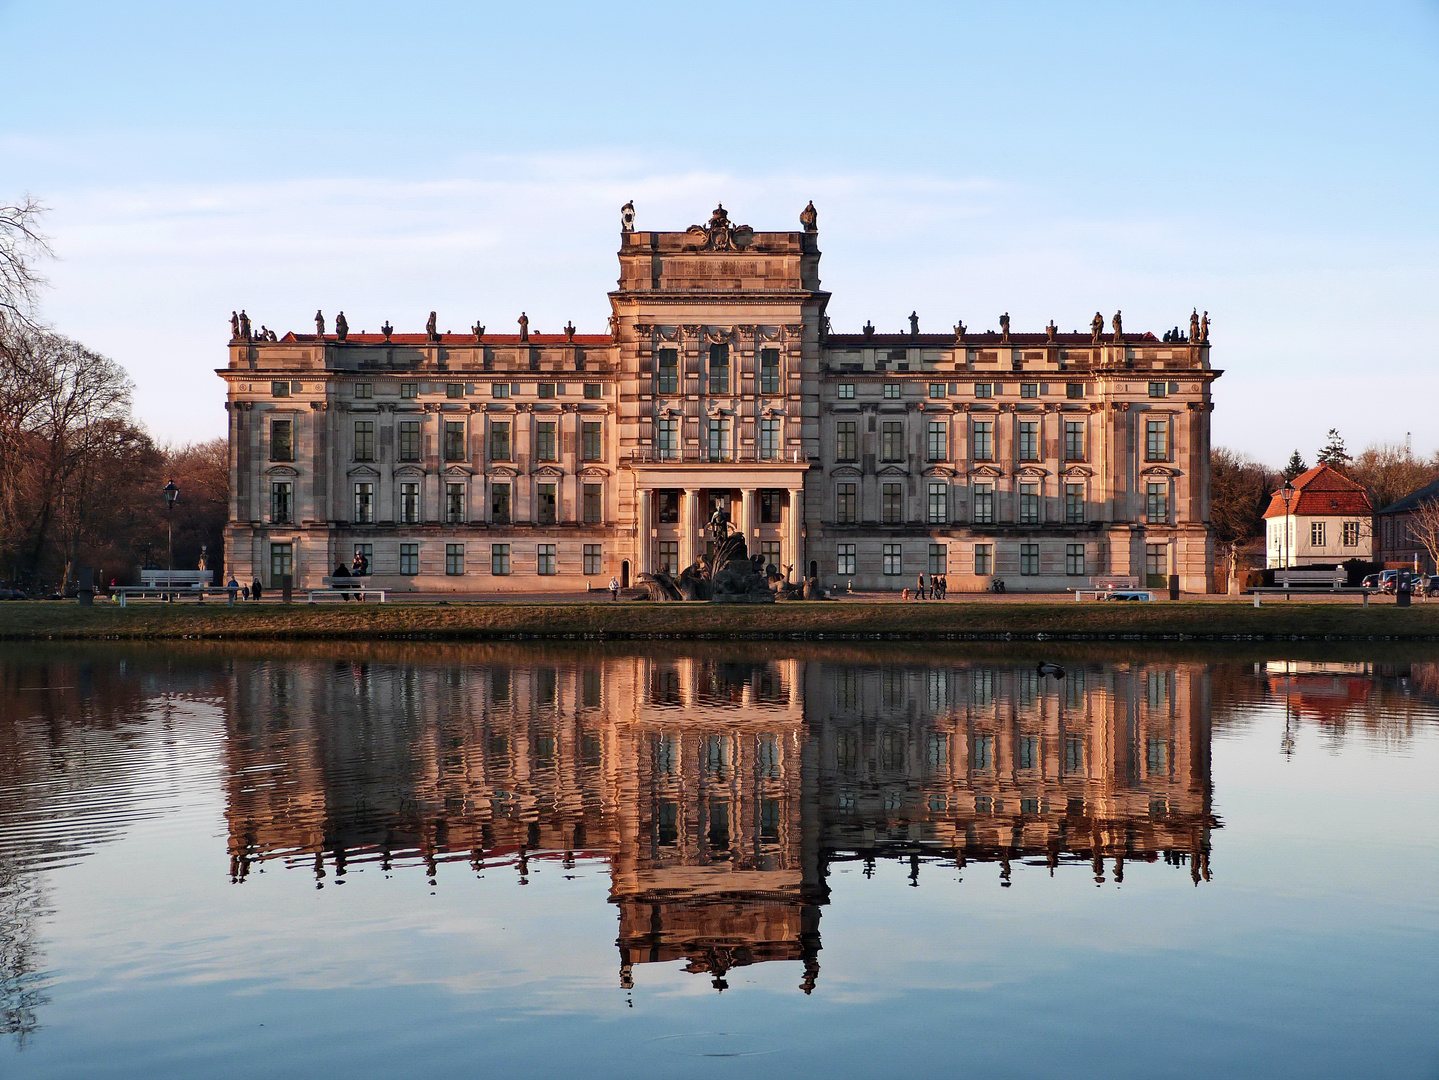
[221, 202, 1220, 592]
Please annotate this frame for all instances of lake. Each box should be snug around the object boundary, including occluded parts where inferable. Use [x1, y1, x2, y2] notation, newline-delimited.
[0, 643, 1435, 1079]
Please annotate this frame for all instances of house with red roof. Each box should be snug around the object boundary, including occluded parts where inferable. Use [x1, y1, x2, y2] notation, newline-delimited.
[1262, 465, 1372, 568]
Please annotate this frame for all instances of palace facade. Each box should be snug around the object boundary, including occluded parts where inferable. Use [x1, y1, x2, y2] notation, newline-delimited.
[220, 203, 1220, 592]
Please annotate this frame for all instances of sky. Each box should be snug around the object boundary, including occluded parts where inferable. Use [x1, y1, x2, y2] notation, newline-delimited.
[1, 0, 1436, 463]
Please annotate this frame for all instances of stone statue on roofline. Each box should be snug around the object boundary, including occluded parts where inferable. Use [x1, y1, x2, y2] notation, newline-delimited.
[1111, 310, 1123, 342]
[381, 321, 393, 342]
[1090, 311, 1104, 344]
[953, 320, 966, 343]
[564, 320, 576, 342]
[909, 311, 920, 335]
[335, 311, 348, 342]
[800, 200, 818, 232]
[472, 321, 485, 342]
[620, 200, 635, 233]
[1046, 320, 1058, 343]
[315, 310, 325, 336]
[426, 311, 438, 341]
[1199, 311, 1209, 343]
[230, 311, 240, 340]
[999, 312, 1010, 343]
[518, 312, 529, 342]
[238, 310, 251, 340]
[1190, 308, 1200, 343]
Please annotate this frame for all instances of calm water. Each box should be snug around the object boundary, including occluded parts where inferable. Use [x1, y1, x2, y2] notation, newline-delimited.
[0, 643, 1435, 1079]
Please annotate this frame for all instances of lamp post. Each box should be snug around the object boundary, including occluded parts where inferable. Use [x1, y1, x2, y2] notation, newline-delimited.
[1280, 479, 1295, 589]
[163, 479, 179, 601]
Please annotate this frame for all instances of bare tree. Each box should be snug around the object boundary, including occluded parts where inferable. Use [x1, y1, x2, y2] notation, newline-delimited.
[1350, 442, 1439, 512]
[0, 197, 51, 333]
[1405, 499, 1439, 574]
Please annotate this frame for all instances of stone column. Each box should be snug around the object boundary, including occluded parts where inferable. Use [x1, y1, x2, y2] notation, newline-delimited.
[683, 488, 699, 569]
[637, 487, 652, 574]
[788, 487, 804, 578]
[740, 488, 756, 550]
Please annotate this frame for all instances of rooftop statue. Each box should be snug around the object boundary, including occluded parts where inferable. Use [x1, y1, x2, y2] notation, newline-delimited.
[564, 320, 576, 342]
[620, 200, 635, 234]
[1112, 310, 1123, 342]
[315, 310, 325, 336]
[686, 202, 753, 251]
[518, 312, 529, 342]
[800, 200, 818, 233]
[239, 310, 252, 340]
[381, 321, 393, 342]
[335, 311, 348, 342]
[909, 311, 919, 336]
[1190, 308, 1200, 343]
[999, 312, 1010, 342]
[472, 321, 485, 342]
[230, 311, 240, 340]
[953, 320, 966, 343]
[1046, 320, 1058, 343]
[1090, 311, 1104, 343]
[1200, 310, 1210, 343]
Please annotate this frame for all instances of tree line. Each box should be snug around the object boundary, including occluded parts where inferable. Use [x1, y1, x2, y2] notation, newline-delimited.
[1, 199, 225, 592]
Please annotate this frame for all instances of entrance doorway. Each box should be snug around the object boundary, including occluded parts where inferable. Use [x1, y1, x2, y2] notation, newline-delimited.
[621, 561, 630, 589]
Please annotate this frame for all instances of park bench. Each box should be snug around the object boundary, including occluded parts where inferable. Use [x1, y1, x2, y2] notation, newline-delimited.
[113, 585, 233, 606]
[1251, 586, 1377, 607]
[1275, 568, 1346, 590]
[312, 578, 387, 602]
[140, 570, 212, 588]
[1089, 575, 1140, 591]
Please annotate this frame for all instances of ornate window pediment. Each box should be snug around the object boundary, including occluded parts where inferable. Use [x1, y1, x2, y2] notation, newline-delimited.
[878, 464, 909, 477]
[394, 465, 426, 478]
[1141, 465, 1179, 477]
[578, 465, 611, 477]
[830, 465, 863, 478]
[264, 464, 299, 477]
[969, 464, 1004, 478]
[922, 465, 957, 479]
[489, 466, 519, 479]
[1016, 464, 1049, 478]
[444, 464, 473, 477]
[346, 465, 381, 479]
[1061, 464, 1094, 478]
[533, 465, 565, 478]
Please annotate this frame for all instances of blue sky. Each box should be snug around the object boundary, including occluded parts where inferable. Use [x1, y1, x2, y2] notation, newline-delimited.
[2, 0, 1436, 461]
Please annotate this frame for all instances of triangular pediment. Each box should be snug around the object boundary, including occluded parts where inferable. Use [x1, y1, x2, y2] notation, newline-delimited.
[346, 465, 382, 479]
[830, 465, 863, 478]
[578, 466, 611, 477]
[878, 464, 909, 476]
[394, 465, 426, 477]
[444, 464, 473, 477]
[922, 465, 957, 479]
[969, 464, 1004, 478]
[1016, 464, 1049, 478]
[1141, 465, 1179, 477]
[489, 466, 519, 478]
[1061, 464, 1094, 478]
[533, 465, 565, 477]
[265, 464, 299, 477]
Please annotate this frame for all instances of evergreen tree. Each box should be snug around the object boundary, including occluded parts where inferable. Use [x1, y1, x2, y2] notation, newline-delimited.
[1281, 449, 1308, 481]
[1316, 428, 1351, 469]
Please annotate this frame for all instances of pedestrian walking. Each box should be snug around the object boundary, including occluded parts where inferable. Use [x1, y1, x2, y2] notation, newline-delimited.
[916, 573, 926, 600]
[227, 576, 239, 605]
[251, 579, 262, 601]
[609, 575, 620, 602]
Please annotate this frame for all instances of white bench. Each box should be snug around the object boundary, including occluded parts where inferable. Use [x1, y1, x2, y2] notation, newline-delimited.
[1090, 575, 1140, 591]
[307, 588, 387, 603]
[140, 570, 212, 588]
[113, 586, 233, 606]
[1275, 569, 1346, 589]
[1252, 586, 1374, 607]
[1074, 589, 1154, 602]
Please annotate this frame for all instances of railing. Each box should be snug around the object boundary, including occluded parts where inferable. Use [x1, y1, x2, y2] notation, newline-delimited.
[626, 448, 807, 464]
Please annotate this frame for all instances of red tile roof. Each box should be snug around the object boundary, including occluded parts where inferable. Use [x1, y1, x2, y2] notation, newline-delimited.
[276, 332, 614, 346]
[826, 331, 1162, 346]
[1262, 465, 1374, 518]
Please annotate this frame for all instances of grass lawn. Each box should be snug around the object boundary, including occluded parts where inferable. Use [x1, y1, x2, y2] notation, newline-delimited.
[2, 599, 1437, 641]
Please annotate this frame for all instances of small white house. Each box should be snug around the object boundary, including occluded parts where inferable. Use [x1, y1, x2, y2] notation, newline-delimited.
[1264, 465, 1373, 568]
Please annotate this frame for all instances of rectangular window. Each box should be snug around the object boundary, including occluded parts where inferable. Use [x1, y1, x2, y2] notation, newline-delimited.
[269, 481, 293, 524]
[582, 421, 602, 461]
[537, 483, 557, 525]
[269, 418, 293, 462]
[759, 348, 780, 394]
[354, 382, 373, 399]
[1066, 543, 1085, 576]
[881, 421, 904, 462]
[836, 482, 857, 524]
[351, 481, 372, 524]
[490, 483, 511, 524]
[399, 543, 419, 575]
[400, 382, 418, 399]
[657, 348, 678, 394]
[1020, 543, 1040, 576]
[537, 544, 556, 575]
[445, 544, 464, 575]
[354, 420, 375, 462]
[491, 543, 510, 575]
[974, 382, 993, 399]
[655, 417, 678, 460]
[929, 383, 947, 398]
[759, 490, 782, 523]
[446, 383, 464, 399]
[536, 382, 556, 399]
[882, 543, 903, 576]
[446, 482, 464, 524]
[535, 421, 557, 461]
[1064, 420, 1085, 460]
[1018, 420, 1039, 461]
[400, 482, 420, 524]
[444, 420, 466, 461]
[836, 420, 857, 461]
[1020, 482, 1040, 525]
[1146, 419, 1170, 461]
[584, 383, 602, 399]
[929, 543, 947, 575]
[928, 483, 948, 524]
[838, 383, 855, 400]
[927, 421, 948, 461]
[583, 483, 602, 524]
[881, 481, 903, 524]
[707, 417, 729, 461]
[583, 544, 602, 575]
[759, 417, 781, 460]
[1065, 483, 1085, 524]
[1343, 521, 1360, 546]
[1311, 521, 1326, 546]
[352, 543, 372, 573]
[491, 382, 510, 398]
[761, 540, 782, 573]
[1066, 383, 1084, 399]
[1146, 543, 1167, 586]
[398, 420, 421, 462]
[658, 491, 679, 524]
[974, 543, 993, 575]
[708, 344, 730, 394]
[269, 542, 292, 582]
[1020, 382, 1039, 398]
[1148, 381, 1167, 398]
[1146, 482, 1169, 524]
[973, 483, 994, 524]
[271, 381, 290, 397]
[658, 541, 679, 574]
[972, 420, 993, 461]
[883, 382, 902, 400]
[837, 543, 857, 576]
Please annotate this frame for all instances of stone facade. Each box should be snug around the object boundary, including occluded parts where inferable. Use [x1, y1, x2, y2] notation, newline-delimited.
[220, 204, 1220, 592]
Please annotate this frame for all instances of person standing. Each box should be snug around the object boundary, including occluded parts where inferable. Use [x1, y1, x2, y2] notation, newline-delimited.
[251, 579, 263, 601]
[227, 576, 239, 605]
[609, 575, 620, 602]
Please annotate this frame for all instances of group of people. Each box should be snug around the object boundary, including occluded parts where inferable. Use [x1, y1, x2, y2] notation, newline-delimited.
[222, 577, 264, 604]
[331, 551, 371, 600]
[906, 573, 948, 600]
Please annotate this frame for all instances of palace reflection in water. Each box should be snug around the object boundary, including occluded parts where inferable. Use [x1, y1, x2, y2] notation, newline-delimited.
[222, 652, 1216, 992]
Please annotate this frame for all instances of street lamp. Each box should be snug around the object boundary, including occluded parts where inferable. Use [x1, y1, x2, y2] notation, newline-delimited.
[1280, 479, 1295, 585]
[163, 479, 179, 600]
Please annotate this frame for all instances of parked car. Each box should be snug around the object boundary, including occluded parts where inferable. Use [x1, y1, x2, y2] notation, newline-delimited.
[1360, 573, 1381, 590]
[1376, 570, 1420, 594]
[1424, 575, 1439, 598]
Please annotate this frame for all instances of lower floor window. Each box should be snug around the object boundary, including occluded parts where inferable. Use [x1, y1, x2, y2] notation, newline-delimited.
[658, 541, 679, 574]
[837, 543, 856, 577]
[583, 483, 603, 524]
[762, 542, 783, 572]
[929, 544, 947, 575]
[399, 543, 419, 575]
[583, 544, 602, 575]
[1343, 520, 1360, 546]
[1020, 543, 1040, 576]
[1146, 543, 1166, 585]
[973, 543, 992, 576]
[269, 542, 292, 583]
[445, 543, 464, 576]
[352, 544, 373, 574]
[1066, 543, 1085, 577]
[882, 543, 902, 576]
[537, 543, 557, 575]
[491, 543, 511, 575]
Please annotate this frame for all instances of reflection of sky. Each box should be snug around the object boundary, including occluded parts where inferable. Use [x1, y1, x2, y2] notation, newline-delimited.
[2, 663, 1436, 1079]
